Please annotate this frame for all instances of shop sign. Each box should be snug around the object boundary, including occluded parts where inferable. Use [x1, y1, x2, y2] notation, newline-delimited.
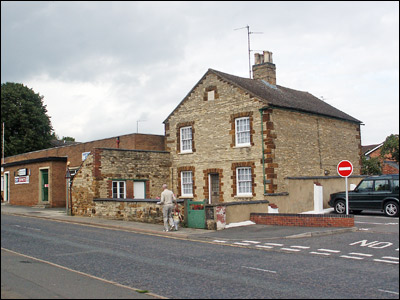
[15, 176, 30, 184]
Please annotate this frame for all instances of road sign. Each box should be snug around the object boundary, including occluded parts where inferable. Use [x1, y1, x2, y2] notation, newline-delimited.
[337, 160, 353, 215]
[337, 160, 353, 177]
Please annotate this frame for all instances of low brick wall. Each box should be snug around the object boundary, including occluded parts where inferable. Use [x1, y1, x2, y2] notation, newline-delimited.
[250, 213, 354, 227]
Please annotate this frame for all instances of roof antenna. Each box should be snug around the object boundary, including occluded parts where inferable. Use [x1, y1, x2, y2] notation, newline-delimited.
[234, 25, 263, 78]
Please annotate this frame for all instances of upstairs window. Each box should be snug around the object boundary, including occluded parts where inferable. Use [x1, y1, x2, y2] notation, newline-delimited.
[207, 90, 215, 101]
[112, 181, 126, 199]
[235, 117, 250, 146]
[180, 126, 193, 153]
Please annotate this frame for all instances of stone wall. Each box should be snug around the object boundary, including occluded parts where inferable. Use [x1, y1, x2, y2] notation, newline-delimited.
[71, 148, 171, 217]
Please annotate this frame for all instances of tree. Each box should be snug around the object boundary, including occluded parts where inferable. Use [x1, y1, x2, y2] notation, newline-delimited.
[380, 134, 399, 163]
[361, 156, 382, 175]
[1, 82, 53, 157]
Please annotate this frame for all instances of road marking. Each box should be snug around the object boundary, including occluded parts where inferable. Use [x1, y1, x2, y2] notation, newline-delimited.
[373, 259, 399, 264]
[264, 243, 284, 246]
[348, 252, 373, 257]
[378, 289, 399, 295]
[290, 246, 310, 249]
[317, 249, 340, 253]
[213, 240, 227, 243]
[242, 241, 261, 244]
[340, 255, 364, 260]
[234, 242, 251, 246]
[242, 266, 277, 274]
[310, 252, 331, 256]
[255, 245, 273, 249]
[281, 248, 301, 252]
[382, 256, 399, 260]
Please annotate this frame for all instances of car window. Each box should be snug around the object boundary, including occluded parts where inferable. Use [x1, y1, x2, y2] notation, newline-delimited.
[357, 180, 373, 191]
[393, 179, 399, 192]
[374, 179, 390, 191]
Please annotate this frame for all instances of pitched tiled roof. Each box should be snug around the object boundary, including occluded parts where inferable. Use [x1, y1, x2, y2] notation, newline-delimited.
[209, 69, 362, 124]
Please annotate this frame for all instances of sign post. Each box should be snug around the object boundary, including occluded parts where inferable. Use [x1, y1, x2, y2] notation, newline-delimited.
[337, 160, 353, 215]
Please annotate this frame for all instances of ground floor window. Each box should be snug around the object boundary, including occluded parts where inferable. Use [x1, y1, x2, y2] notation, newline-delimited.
[181, 171, 193, 197]
[112, 181, 126, 199]
[236, 167, 252, 196]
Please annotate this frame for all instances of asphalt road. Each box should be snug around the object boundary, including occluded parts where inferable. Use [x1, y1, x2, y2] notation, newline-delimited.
[1, 213, 398, 299]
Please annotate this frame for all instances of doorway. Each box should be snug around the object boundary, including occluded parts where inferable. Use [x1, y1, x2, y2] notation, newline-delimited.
[209, 173, 220, 204]
[3, 172, 10, 202]
[40, 169, 49, 203]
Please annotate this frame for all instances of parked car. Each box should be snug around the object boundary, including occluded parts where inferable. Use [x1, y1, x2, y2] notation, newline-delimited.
[329, 174, 399, 217]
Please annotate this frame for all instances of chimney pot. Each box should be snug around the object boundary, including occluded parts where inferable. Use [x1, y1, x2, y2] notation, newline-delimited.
[252, 51, 276, 85]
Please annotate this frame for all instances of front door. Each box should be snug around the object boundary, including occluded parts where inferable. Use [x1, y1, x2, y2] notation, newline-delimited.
[209, 174, 219, 204]
[41, 169, 49, 202]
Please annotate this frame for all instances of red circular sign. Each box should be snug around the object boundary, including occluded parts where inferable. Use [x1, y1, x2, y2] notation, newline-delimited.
[337, 160, 353, 177]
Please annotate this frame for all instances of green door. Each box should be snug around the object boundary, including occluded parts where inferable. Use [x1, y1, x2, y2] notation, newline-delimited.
[41, 169, 49, 202]
[187, 199, 206, 229]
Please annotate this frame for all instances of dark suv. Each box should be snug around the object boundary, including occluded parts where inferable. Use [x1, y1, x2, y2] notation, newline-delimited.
[329, 174, 399, 217]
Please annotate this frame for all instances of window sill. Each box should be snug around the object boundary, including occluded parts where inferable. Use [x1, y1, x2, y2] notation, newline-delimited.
[179, 151, 193, 155]
[234, 145, 251, 149]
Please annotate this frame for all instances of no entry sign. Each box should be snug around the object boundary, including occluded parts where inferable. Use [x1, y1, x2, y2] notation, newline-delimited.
[337, 160, 353, 177]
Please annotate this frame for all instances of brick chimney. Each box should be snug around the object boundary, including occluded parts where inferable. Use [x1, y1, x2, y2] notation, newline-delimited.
[252, 51, 276, 85]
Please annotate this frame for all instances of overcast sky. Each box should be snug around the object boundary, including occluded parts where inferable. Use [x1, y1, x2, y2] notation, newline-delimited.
[1, 1, 399, 146]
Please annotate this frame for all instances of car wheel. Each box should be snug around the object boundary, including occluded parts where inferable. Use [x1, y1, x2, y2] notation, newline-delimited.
[334, 200, 346, 214]
[384, 201, 399, 217]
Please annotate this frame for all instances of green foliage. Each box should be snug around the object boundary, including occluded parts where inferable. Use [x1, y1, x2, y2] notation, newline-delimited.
[361, 156, 382, 175]
[1, 82, 53, 157]
[380, 134, 399, 163]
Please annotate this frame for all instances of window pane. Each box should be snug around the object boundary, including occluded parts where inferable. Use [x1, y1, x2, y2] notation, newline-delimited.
[181, 171, 193, 195]
[237, 167, 252, 195]
[236, 118, 250, 146]
[181, 127, 192, 152]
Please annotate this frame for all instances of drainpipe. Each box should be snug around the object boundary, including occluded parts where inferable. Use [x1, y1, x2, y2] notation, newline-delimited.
[259, 108, 266, 194]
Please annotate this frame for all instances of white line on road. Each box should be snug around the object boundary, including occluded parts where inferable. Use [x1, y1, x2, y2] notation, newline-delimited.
[340, 255, 364, 260]
[378, 289, 399, 295]
[348, 252, 373, 257]
[281, 248, 301, 252]
[242, 241, 261, 244]
[290, 246, 310, 249]
[213, 240, 227, 243]
[264, 243, 284, 246]
[241, 266, 277, 274]
[255, 245, 273, 249]
[373, 259, 399, 264]
[234, 242, 251, 246]
[382, 256, 399, 260]
[310, 252, 331, 256]
[317, 249, 341, 253]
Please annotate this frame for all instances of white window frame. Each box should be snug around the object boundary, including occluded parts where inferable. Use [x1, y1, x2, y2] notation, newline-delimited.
[180, 126, 193, 153]
[236, 167, 252, 196]
[235, 117, 251, 147]
[112, 181, 126, 199]
[181, 171, 193, 197]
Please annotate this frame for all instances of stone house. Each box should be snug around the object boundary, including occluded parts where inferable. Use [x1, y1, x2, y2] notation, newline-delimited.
[164, 51, 363, 208]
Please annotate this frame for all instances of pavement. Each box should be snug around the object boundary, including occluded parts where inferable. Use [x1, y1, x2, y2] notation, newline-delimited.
[1, 203, 357, 242]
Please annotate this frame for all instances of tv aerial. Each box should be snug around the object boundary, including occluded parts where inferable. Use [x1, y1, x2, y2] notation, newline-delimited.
[234, 25, 263, 78]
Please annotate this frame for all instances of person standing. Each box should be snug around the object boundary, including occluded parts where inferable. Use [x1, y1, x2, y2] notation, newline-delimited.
[158, 184, 176, 232]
